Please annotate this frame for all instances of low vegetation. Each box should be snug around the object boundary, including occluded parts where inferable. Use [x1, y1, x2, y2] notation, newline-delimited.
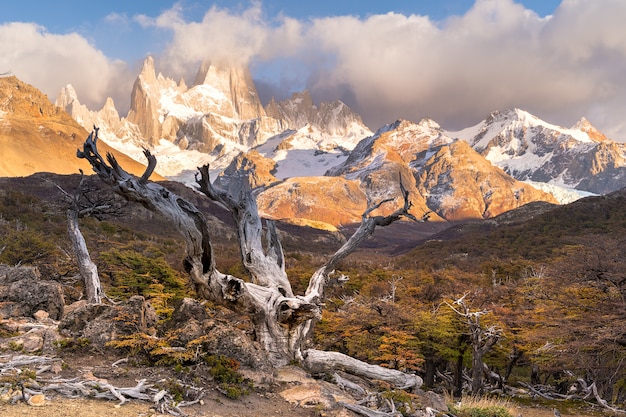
[1, 175, 625, 410]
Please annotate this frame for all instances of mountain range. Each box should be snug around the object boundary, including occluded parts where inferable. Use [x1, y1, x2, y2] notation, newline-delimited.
[2, 56, 624, 229]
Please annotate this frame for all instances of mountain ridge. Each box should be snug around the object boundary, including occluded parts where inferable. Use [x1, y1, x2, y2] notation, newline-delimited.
[0, 76, 158, 179]
[4, 56, 623, 227]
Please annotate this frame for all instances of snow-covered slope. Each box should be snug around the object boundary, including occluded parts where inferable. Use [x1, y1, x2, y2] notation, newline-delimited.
[448, 109, 626, 195]
[327, 118, 557, 221]
[57, 56, 372, 185]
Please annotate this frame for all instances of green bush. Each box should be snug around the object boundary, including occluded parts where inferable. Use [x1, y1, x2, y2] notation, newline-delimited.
[0, 227, 57, 266]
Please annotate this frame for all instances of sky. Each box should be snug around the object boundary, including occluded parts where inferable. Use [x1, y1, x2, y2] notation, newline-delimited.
[2, 0, 626, 141]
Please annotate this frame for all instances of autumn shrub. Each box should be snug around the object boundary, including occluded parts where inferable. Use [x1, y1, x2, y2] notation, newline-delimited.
[108, 333, 251, 399]
[0, 226, 57, 266]
[54, 337, 91, 352]
[382, 389, 417, 416]
[99, 247, 190, 318]
[205, 353, 253, 398]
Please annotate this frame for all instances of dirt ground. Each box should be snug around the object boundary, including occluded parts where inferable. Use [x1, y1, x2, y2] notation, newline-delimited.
[1, 398, 606, 417]
[0, 350, 317, 417]
[0, 392, 317, 417]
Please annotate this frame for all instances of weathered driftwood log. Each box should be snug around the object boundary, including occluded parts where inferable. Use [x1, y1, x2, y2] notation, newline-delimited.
[77, 128, 423, 390]
[305, 349, 422, 390]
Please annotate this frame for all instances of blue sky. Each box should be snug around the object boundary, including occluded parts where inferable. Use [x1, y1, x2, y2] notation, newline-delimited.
[2, 0, 625, 140]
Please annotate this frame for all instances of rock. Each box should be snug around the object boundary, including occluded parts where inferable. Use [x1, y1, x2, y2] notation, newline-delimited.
[163, 298, 211, 344]
[417, 390, 448, 411]
[0, 388, 14, 403]
[59, 296, 157, 348]
[33, 310, 49, 322]
[27, 393, 46, 406]
[202, 324, 272, 372]
[0, 264, 40, 284]
[280, 380, 355, 410]
[0, 265, 65, 320]
[0, 317, 61, 354]
[275, 366, 311, 384]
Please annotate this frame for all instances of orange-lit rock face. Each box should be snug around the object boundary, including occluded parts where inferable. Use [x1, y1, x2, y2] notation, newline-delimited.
[0, 76, 158, 179]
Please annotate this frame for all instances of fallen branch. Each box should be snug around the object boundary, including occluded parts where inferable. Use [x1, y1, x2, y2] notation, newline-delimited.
[589, 382, 626, 414]
[304, 349, 422, 390]
[339, 400, 403, 417]
[518, 381, 556, 400]
[0, 354, 201, 416]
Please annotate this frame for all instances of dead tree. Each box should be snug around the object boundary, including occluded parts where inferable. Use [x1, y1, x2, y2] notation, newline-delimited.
[447, 293, 502, 394]
[51, 171, 122, 304]
[77, 128, 423, 390]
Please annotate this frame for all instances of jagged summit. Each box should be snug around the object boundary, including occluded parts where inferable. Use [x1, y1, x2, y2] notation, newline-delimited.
[573, 117, 608, 142]
[138, 55, 157, 83]
[449, 108, 626, 195]
[193, 60, 266, 120]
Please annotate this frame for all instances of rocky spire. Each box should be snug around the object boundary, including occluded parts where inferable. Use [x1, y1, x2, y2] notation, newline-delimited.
[126, 56, 162, 145]
[193, 60, 265, 120]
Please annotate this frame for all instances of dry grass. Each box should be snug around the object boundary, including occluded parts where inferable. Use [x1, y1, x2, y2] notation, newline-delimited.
[446, 393, 516, 417]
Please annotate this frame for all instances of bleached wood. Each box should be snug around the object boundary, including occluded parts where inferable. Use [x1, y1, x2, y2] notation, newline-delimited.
[78, 128, 422, 390]
[304, 349, 422, 390]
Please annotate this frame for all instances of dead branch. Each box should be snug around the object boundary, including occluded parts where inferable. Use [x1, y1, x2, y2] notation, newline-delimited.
[304, 349, 422, 390]
[339, 401, 403, 417]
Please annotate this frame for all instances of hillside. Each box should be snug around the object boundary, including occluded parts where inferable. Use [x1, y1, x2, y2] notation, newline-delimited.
[0, 172, 625, 413]
[0, 76, 160, 179]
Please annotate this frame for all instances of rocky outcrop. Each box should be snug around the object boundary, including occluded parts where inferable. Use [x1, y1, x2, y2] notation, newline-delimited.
[328, 118, 556, 222]
[214, 150, 279, 193]
[0, 265, 64, 320]
[0, 76, 153, 178]
[193, 61, 266, 120]
[126, 56, 173, 146]
[416, 140, 558, 220]
[265, 90, 370, 137]
[58, 295, 157, 348]
[257, 176, 368, 227]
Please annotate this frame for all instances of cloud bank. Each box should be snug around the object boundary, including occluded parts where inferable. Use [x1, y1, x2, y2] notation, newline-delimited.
[0, 22, 133, 111]
[2, 0, 626, 141]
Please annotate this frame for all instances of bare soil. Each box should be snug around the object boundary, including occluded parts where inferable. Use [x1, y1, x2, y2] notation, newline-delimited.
[0, 350, 316, 417]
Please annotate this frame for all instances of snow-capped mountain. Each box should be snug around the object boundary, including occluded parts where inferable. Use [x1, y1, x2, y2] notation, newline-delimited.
[450, 108, 626, 195]
[56, 57, 372, 186]
[52, 57, 625, 228]
[326, 118, 557, 221]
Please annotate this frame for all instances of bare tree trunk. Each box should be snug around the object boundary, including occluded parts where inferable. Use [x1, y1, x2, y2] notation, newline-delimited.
[48, 172, 106, 304]
[447, 294, 502, 394]
[471, 344, 484, 394]
[67, 208, 101, 304]
[77, 128, 423, 389]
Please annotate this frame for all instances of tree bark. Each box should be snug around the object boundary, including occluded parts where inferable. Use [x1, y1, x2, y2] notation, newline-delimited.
[67, 209, 101, 304]
[77, 128, 422, 389]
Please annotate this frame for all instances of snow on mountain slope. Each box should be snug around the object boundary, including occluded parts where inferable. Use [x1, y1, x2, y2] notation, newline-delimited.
[328, 118, 556, 221]
[254, 121, 370, 179]
[57, 57, 372, 186]
[448, 108, 626, 195]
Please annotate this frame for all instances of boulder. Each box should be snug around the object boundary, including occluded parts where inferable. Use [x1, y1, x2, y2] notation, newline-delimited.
[59, 296, 157, 348]
[0, 265, 64, 320]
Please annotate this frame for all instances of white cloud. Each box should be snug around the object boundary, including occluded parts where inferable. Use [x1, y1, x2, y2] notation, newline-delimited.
[140, 0, 626, 140]
[3, 0, 626, 141]
[0, 22, 132, 112]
